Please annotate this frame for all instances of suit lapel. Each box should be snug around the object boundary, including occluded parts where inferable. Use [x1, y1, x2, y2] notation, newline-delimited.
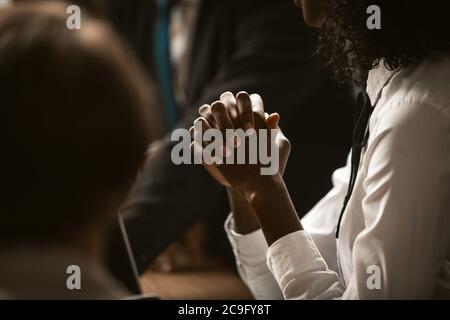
[185, 0, 231, 106]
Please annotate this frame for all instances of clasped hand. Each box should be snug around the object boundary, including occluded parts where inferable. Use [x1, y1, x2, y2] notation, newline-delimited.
[190, 91, 291, 199]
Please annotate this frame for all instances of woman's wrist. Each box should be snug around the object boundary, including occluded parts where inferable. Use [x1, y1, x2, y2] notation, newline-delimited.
[241, 174, 303, 246]
[227, 188, 260, 234]
[240, 174, 285, 205]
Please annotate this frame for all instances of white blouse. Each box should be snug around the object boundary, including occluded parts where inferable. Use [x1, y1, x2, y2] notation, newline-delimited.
[226, 53, 450, 299]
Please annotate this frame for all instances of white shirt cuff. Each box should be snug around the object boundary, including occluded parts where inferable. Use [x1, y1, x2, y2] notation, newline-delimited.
[267, 230, 330, 291]
[224, 214, 268, 264]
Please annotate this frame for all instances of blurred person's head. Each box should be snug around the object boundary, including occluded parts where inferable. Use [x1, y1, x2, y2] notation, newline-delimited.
[295, 0, 450, 85]
[0, 1, 156, 255]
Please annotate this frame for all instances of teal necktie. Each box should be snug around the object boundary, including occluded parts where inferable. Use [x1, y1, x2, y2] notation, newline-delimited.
[154, 0, 178, 129]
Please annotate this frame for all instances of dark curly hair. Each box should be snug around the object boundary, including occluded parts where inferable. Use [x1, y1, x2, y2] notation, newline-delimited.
[317, 0, 450, 85]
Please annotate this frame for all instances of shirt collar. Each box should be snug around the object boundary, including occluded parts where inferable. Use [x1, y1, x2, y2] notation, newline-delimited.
[366, 61, 396, 106]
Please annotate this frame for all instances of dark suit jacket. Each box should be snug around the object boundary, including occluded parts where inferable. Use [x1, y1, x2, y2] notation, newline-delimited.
[103, 0, 354, 282]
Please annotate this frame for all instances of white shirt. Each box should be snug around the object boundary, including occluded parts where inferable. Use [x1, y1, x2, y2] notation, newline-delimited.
[226, 53, 450, 300]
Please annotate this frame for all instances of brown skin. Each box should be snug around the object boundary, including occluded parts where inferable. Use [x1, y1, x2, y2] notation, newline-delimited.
[191, 92, 300, 246]
[192, 1, 326, 246]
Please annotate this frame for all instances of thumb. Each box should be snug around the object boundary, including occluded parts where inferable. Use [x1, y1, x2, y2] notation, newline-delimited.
[267, 113, 280, 129]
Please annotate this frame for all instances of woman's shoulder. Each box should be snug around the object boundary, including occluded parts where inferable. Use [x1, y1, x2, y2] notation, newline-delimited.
[387, 53, 450, 120]
[368, 55, 450, 158]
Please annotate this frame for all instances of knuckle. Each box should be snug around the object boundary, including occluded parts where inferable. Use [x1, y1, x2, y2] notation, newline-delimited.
[250, 93, 262, 101]
[220, 91, 234, 99]
[237, 92, 251, 106]
[211, 101, 226, 114]
[282, 138, 291, 150]
[198, 104, 210, 115]
[193, 117, 201, 124]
